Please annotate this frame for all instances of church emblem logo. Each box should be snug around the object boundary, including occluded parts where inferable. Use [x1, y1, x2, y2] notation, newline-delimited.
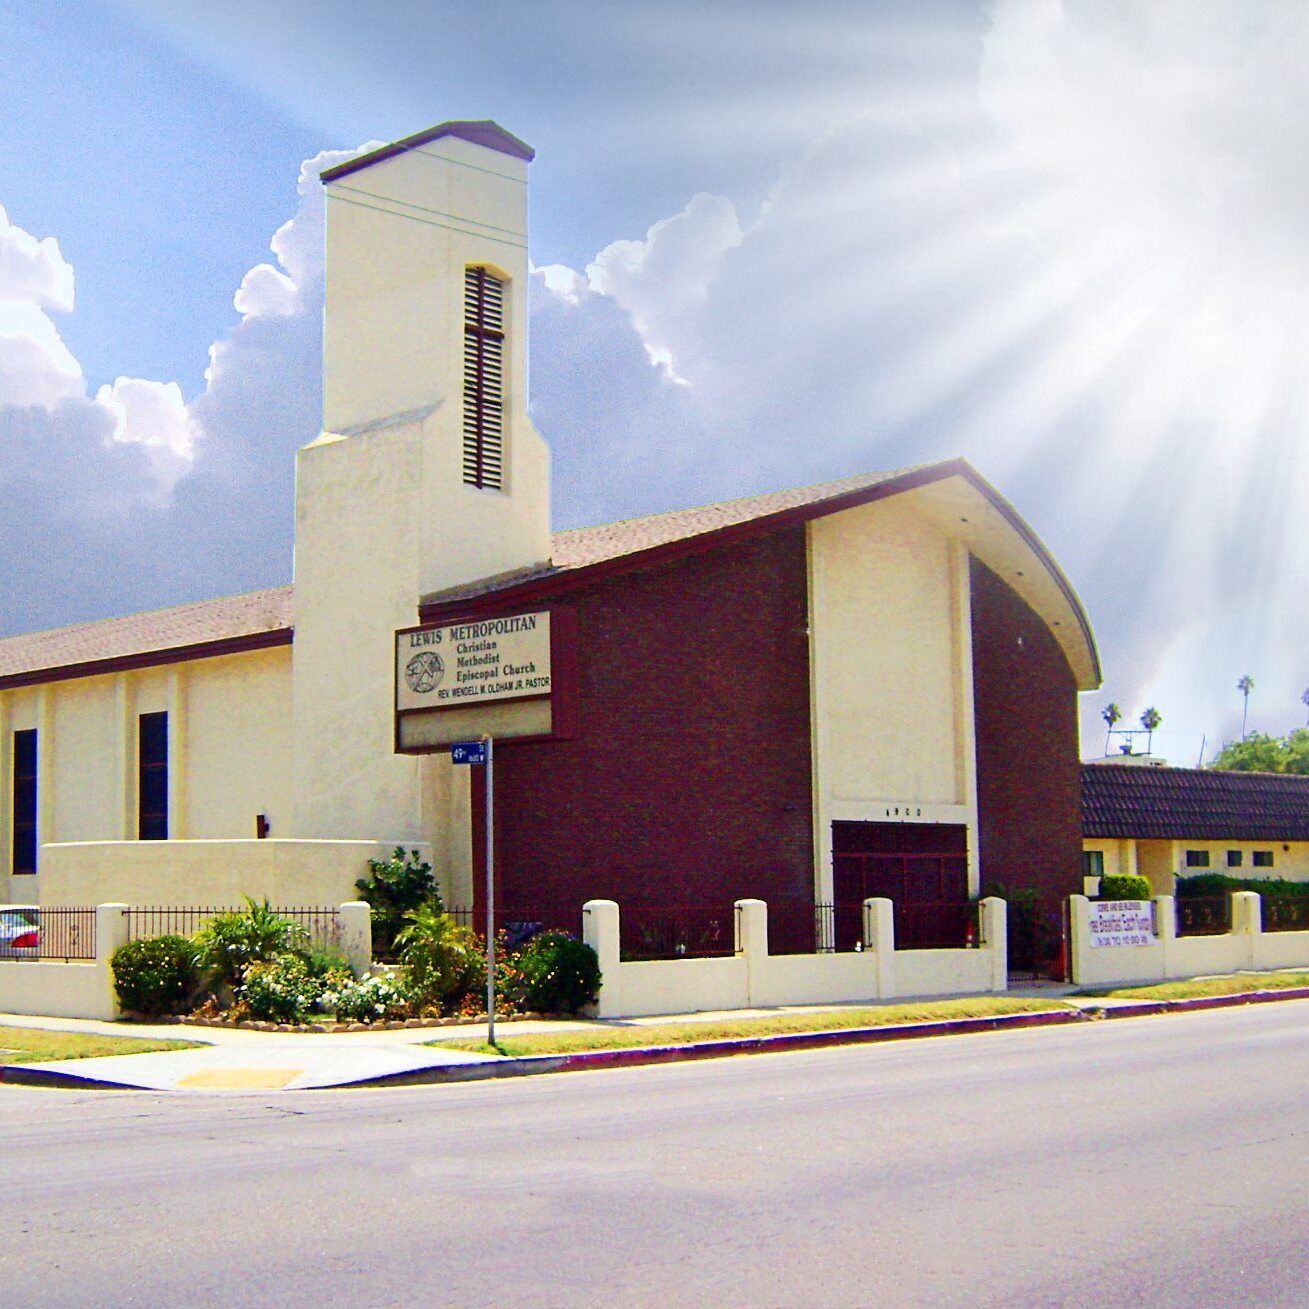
[405, 651, 445, 694]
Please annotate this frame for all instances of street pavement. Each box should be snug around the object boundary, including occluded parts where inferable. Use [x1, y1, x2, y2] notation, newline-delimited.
[3, 1000, 1309, 1307]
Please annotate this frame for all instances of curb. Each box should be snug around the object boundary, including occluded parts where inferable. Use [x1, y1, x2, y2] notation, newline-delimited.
[346, 1008, 1088, 1088]
[5, 987, 1309, 1092]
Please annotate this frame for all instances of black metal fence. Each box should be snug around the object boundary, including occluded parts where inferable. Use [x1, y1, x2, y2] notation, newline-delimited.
[446, 904, 582, 951]
[0, 907, 97, 961]
[123, 905, 341, 950]
[618, 904, 738, 961]
[894, 900, 981, 951]
[1174, 895, 1232, 937]
[1261, 897, 1309, 934]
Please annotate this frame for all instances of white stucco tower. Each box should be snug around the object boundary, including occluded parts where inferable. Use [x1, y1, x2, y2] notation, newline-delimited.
[290, 121, 551, 842]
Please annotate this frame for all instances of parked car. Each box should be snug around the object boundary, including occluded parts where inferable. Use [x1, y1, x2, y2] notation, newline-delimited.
[0, 907, 40, 959]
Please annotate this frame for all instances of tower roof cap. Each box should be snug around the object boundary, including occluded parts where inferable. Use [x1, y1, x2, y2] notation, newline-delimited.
[320, 120, 534, 183]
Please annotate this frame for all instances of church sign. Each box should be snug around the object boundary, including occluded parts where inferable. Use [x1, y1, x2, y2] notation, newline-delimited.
[394, 611, 554, 751]
[1086, 900, 1156, 949]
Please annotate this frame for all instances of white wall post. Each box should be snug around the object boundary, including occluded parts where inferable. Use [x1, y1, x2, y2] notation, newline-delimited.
[1154, 895, 1176, 977]
[980, 897, 1008, 992]
[1068, 894, 1090, 985]
[337, 901, 373, 975]
[95, 902, 131, 1020]
[735, 899, 768, 1007]
[864, 897, 895, 997]
[1232, 891, 1260, 970]
[583, 899, 622, 1018]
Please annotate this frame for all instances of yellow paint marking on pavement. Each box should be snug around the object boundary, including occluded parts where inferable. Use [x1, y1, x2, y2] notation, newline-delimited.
[178, 1068, 303, 1090]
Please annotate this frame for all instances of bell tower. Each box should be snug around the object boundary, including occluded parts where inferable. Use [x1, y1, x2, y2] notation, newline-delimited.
[290, 121, 551, 840]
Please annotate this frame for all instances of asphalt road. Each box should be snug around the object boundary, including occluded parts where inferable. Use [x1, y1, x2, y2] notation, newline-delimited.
[4, 1002, 1309, 1308]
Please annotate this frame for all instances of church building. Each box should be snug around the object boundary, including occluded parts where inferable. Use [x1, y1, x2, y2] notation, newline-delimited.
[0, 121, 1101, 943]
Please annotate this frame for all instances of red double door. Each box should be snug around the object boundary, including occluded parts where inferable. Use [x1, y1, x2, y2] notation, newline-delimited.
[831, 821, 971, 950]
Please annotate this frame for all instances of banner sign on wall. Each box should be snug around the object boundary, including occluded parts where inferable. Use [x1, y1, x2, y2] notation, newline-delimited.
[396, 611, 551, 712]
[1087, 900, 1156, 948]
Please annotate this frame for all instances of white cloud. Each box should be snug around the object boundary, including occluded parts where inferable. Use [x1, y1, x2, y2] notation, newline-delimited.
[95, 376, 199, 492]
[0, 204, 74, 311]
[0, 299, 83, 407]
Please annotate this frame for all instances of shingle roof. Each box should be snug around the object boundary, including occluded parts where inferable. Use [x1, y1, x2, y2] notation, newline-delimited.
[422, 465, 931, 607]
[0, 587, 293, 689]
[1082, 762, 1309, 841]
[1, 469, 926, 687]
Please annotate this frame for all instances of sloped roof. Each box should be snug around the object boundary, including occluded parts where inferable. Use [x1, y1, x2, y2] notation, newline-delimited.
[422, 465, 929, 607]
[1082, 762, 1309, 841]
[0, 587, 293, 690]
[0, 458, 1100, 691]
[320, 120, 534, 184]
[420, 458, 1101, 690]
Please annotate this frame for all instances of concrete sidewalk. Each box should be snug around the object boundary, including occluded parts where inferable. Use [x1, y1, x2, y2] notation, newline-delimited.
[0, 992, 1091, 1092]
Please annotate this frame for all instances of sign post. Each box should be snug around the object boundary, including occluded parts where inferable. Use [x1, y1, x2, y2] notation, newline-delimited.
[451, 736, 496, 1045]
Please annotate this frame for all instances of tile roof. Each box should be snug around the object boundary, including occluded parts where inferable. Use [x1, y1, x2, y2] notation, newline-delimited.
[422, 464, 931, 607]
[0, 587, 293, 688]
[1082, 762, 1309, 841]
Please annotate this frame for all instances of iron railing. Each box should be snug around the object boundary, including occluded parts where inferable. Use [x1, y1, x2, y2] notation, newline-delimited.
[1261, 897, 1309, 934]
[446, 905, 581, 951]
[893, 900, 981, 951]
[124, 905, 341, 950]
[618, 904, 738, 961]
[0, 906, 97, 961]
[1174, 895, 1232, 937]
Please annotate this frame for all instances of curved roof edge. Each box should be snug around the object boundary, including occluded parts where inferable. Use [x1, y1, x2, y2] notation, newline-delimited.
[418, 457, 1102, 691]
[320, 120, 534, 184]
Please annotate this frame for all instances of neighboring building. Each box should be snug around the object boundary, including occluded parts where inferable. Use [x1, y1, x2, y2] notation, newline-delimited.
[0, 120, 1101, 936]
[1082, 761, 1309, 894]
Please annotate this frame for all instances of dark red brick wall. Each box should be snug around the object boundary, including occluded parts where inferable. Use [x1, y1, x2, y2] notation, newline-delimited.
[476, 528, 815, 918]
[970, 557, 1083, 899]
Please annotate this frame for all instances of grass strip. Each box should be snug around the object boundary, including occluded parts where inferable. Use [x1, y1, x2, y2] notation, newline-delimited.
[0, 1027, 204, 1065]
[436, 996, 1070, 1057]
[1079, 971, 1309, 1002]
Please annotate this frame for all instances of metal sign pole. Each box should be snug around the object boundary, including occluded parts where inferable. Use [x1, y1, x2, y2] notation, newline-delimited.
[484, 734, 495, 1047]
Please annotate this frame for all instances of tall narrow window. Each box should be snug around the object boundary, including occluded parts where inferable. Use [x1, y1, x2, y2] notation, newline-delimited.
[138, 712, 168, 841]
[463, 266, 505, 489]
[12, 729, 37, 874]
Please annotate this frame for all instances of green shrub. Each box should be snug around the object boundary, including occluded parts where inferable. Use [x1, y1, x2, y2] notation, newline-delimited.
[356, 847, 439, 959]
[1174, 873, 1232, 898]
[239, 956, 329, 1024]
[1098, 873, 1152, 901]
[514, 932, 602, 1014]
[395, 903, 482, 1010]
[110, 935, 197, 1016]
[192, 898, 308, 990]
[326, 973, 409, 1023]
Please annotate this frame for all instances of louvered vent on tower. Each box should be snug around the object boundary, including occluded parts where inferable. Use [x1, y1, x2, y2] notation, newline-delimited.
[463, 266, 505, 489]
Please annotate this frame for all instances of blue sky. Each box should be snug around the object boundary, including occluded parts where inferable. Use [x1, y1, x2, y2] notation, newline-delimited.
[2, 0, 1307, 761]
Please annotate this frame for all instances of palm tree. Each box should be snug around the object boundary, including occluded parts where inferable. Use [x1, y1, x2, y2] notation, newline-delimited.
[1301, 687, 1309, 727]
[1237, 674, 1255, 739]
[1140, 707, 1162, 755]
[1101, 702, 1122, 755]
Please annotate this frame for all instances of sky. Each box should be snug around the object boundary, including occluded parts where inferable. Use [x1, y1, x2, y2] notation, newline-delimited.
[1, 0, 1306, 763]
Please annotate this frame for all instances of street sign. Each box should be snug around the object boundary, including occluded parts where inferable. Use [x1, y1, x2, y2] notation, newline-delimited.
[451, 740, 487, 766]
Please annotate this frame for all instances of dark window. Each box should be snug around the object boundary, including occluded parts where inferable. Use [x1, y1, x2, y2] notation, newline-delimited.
[1185, 849, 1210, 868]
[138, 712, 168, 841]
[1082, 850, 1105, 879]
[12, 729, 37, 874]
[462, 266, 505, 490]
[1253, 850, 1274, 868]
[1226, 850, 1243, 868]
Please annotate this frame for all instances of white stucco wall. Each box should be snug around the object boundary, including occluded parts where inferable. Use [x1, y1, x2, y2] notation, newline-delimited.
[1, 648, 297, 904]
[807, 498, 979, 900]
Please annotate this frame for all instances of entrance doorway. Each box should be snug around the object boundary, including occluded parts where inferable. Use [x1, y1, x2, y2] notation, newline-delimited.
[831, 821, 971, 949]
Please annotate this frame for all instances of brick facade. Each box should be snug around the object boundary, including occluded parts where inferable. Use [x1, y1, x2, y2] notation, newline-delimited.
[477, 527, 815, 918]
[970, 557, 1082, 898]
